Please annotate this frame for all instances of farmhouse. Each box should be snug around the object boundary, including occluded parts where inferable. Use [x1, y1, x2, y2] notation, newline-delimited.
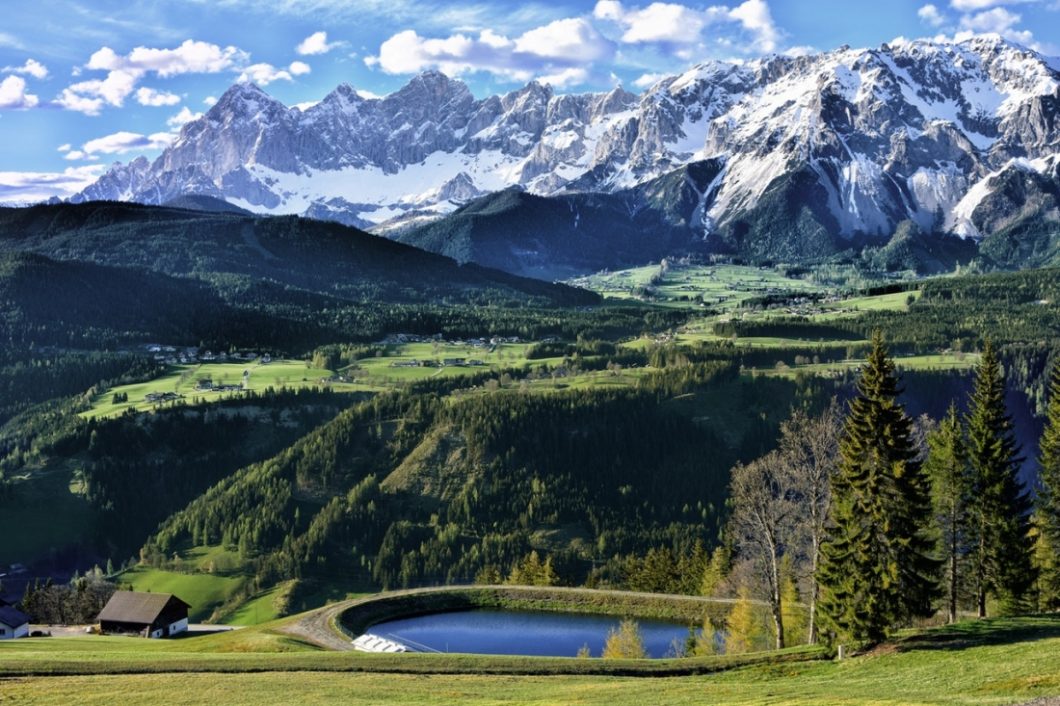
[0, 606, 29, 639]
[97, 592, 190, 638]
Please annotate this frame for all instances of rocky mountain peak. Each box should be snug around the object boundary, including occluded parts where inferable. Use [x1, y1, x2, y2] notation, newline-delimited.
[76, 36, 1060, 251]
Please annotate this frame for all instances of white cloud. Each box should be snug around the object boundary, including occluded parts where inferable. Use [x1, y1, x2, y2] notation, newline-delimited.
[238, 63, 293, 85]
[632, 71, 665, 88]
[368, 18, 611, 84]
[595, 1, 715, 44]
[356, 89, 382, 99]
[729, 0, 781, 52]
[0, 32, 26, 51]
[0, 165, 106, 202]
[56, 69, 138, 114]
[64, 150, 89, 161]
[80, 130, 174, 157]
[514, 18, 613, 61]
[57, 143, 71, 153]
[2, 59, 48, 79]
[0, 75, 39, 110]
[536, 67, 589, 88]
[88, 40, 246, 77]
[593, 0, 782, 53]
[203, 95, 218, 106]
[167, 106, 202, 128]
[57, 40, 246, 115]
[958, 6, 1022, 31]
[289, 60, 311, 76]
[135, 87, 182, 106]
[918, 3, 947, 27]
[950, 0, 1035, 10]
[296, 31, 335, 55]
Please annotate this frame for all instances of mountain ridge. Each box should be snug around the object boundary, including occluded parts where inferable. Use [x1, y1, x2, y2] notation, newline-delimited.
[75, 34, 1060, 268]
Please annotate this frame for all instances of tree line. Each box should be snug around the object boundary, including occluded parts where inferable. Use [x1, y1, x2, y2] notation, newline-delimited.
[724, 333, 1060, 650]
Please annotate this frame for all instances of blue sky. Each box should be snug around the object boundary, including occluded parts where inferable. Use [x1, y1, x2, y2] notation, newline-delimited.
[2, 0, 1059, 201]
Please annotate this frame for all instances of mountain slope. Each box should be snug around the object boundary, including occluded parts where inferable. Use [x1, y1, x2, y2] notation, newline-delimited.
[0, 202, 596, 306]
[74, 35, 1060, 266]
[395, 161, 724, 277]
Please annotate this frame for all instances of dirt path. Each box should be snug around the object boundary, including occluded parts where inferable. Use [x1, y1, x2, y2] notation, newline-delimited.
[278, 585, 767, 652]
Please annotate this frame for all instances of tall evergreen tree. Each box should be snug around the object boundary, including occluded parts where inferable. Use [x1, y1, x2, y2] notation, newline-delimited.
[1035, 361, 1060, 608]
[818, 332, 939, 646]
[924, 403, 972, 624]
[967, 339, 1036, 616]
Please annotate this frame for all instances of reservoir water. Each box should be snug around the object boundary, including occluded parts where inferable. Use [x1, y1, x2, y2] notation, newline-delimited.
[367, 609, 693, 658]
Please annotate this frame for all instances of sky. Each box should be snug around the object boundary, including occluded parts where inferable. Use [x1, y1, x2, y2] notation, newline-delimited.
[2, 0, 1060, 202]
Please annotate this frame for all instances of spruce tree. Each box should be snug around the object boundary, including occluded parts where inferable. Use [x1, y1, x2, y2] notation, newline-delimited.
[924, 403, 972, 623]
[967, 339, 1036, 615]
[1035, 361, 1060, 607]
[818, 332, 939, 646]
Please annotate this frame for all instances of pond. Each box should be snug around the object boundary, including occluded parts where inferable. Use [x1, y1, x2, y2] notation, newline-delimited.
[367, 609, 695, 658]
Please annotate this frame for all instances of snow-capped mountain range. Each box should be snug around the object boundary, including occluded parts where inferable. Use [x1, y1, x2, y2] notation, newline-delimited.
[76, 34, 1060, 247]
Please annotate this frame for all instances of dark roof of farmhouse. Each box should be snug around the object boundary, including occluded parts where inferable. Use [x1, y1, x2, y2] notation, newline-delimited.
[97, 591, 189, 624]
[0, 605, 29, 627]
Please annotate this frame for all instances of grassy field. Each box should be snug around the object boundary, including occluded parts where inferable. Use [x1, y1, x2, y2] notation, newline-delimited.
[81, 359, 373, 419]
[752, 353, 982, 379]
[118, 567, 248, 623]
[0, 617, 1058, 704]
[570, 263, 827, 311]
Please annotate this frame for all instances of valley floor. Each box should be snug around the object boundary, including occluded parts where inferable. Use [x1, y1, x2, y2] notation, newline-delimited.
[1, 616, 1059, 705]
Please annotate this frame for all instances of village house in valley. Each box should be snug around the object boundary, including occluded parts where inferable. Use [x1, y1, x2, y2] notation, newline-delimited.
[0, 605, 29, 639]
[97, 592, 190, 638]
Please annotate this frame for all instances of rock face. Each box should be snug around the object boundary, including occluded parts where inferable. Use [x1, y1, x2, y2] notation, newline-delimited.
[76, 35, 1060, 257]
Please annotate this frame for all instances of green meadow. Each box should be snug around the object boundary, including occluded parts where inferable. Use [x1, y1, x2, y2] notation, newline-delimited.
[0, 616, 1058, 705]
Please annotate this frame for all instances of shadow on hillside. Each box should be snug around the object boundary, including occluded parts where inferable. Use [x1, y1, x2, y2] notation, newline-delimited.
[897, 615, 1060, 653]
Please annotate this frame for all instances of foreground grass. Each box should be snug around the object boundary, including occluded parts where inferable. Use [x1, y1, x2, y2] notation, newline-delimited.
[1, 617, 1059, 704]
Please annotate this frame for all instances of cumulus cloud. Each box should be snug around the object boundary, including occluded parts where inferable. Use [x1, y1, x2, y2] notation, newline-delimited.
[296, 31, 335, 55]
[203, 95, 218, 106]
[367, 18, 612, 85]
[958, 6, 1023, 31]
[728, 0, 781, 52]
[0, 75, 39, 110]
[593, 0, 781, 53]
[57, 40, 246, 115]
[950, 0, 1036, 10]
[167, 106, 202, 128]
[537, 67, 589, 88]
[80, 130, 174, 157]
[238, 63, 291, 85]
[0, 165, 106, 202]
[289, 60, 311, 76]
[135, 87, 181, 106]
[632, 71, 666, 88]
[57, 143, 71, 153]
[2, 59, 48, 79]
[87, 40, 246, 77]
[918, 4, 947, 27]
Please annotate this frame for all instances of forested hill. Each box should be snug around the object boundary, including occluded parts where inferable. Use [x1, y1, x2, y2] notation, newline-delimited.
[0, 201, 596, 307]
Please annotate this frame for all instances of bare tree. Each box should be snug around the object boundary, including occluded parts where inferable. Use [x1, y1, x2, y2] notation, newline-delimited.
[779, 400, 842, 645]
[729, 450, 794, 650]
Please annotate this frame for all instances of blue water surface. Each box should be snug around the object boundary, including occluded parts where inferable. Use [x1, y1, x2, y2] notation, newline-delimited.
[368, 609, 694, 658]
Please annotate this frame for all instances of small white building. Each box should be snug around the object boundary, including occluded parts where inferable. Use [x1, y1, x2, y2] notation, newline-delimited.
[0, 606, 30, 640]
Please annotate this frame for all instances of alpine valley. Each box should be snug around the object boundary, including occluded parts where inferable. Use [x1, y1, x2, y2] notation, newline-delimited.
[5, 14, 1060, 706]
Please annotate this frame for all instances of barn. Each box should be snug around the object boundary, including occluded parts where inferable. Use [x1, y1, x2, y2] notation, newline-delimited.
[97, 592, 190, 638]
[0, 606, 29, 640]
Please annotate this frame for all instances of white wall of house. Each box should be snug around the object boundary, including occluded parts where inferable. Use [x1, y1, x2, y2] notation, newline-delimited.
[0, 622, 28, 639]
[168, 618, 188, 635]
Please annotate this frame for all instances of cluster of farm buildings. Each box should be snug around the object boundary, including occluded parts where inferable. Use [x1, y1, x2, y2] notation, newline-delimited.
[0, 591, 191, 641]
